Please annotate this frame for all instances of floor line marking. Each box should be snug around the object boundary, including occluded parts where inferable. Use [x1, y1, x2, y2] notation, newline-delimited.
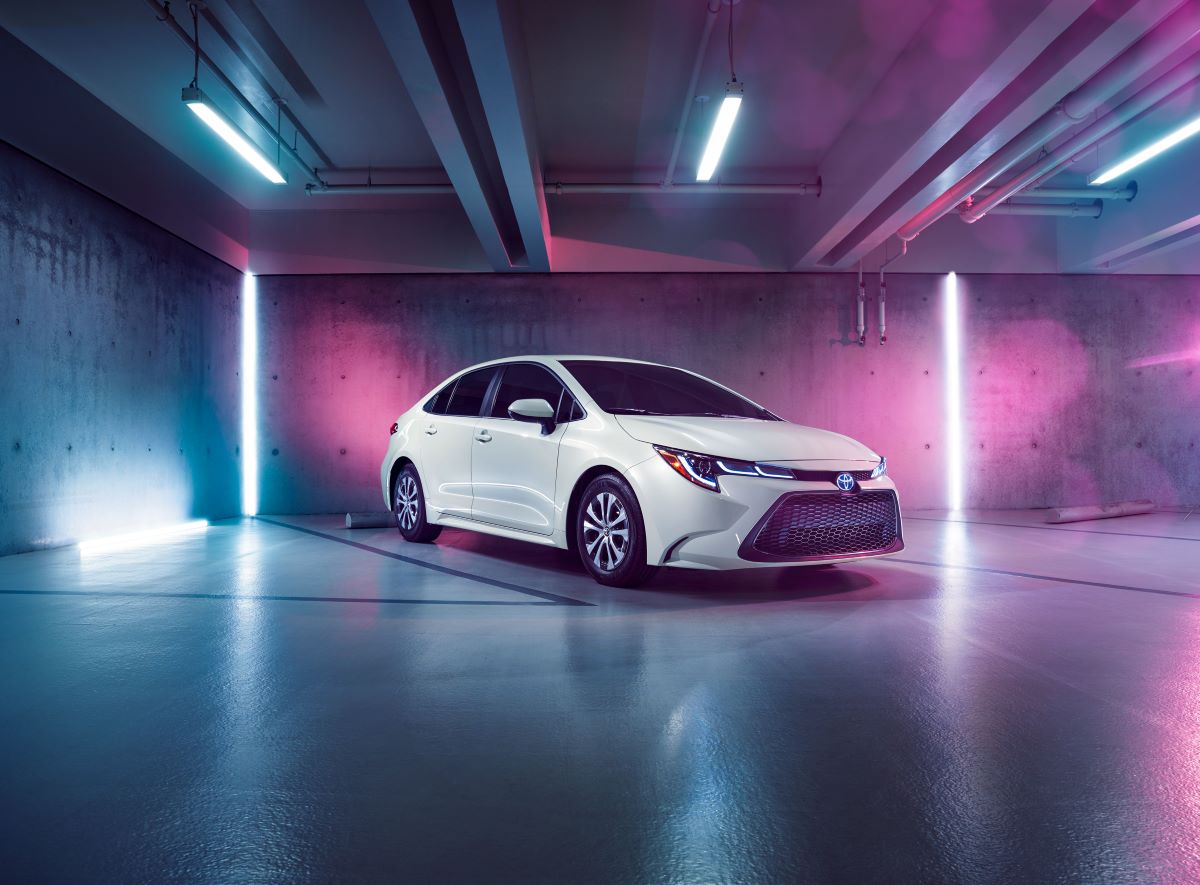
[889, 557, 1200, 599]
[0, 588, 559, 606]
[906, 514, 1200, 543]
[255, 516, 592, 606]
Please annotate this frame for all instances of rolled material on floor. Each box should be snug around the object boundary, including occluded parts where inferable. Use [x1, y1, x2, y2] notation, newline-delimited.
[345, 512, 395, 529]
[1045, 500, 1154, 524]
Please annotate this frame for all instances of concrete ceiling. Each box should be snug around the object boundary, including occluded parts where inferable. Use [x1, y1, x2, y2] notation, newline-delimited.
[1, 0, 1200, 274]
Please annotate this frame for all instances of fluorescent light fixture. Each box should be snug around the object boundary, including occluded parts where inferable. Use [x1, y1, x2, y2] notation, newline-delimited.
[943, 273, 965, 512]
[1090, 112, 1200, 185]
[696, 81, 743, 182]
[182, 87, 286, 184]
[241, 273, 259, 516]
[79, 520, 208, 556]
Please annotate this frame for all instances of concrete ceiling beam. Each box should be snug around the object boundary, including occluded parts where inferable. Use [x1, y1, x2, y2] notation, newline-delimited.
[790, 0, 1180, 269]
[364, 0, 520, 271]
[453, 0, 551, 271]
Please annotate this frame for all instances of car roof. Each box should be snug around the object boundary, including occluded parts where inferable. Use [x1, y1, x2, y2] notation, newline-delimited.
[458, 355, 676, 372]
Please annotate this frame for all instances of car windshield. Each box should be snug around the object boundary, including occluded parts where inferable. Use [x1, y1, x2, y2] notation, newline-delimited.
[561, 360, 778, 420]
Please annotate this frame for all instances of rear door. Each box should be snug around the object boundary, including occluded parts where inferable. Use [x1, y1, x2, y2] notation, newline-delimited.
[419, 366, 497, 518]
[470, 363, 575, 535]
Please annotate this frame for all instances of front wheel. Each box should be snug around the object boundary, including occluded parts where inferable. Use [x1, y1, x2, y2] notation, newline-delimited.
[575, 475, 658, 587]
[394, 464, 441, 543]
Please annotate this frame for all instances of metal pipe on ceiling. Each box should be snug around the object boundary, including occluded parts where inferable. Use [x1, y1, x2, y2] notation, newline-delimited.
[306, 181, 822, 196]
[896, 1, 1200, 241]
[147, 0, 325, 187]
[306, 183, 456, 195]
[194, 4, 332, 169]
[663, 2, 722, 186]
[545, 181, 820, 195]
[984, 200, 1103, 217]
[980, 183, 1136, 201]
[960, 51, 1200, 223]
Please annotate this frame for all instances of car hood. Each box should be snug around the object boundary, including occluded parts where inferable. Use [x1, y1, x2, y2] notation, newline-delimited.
[613, 415, 878, 463]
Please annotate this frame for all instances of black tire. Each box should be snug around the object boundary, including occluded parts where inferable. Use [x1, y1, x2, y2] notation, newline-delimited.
[575, 474, 658, 588]
[393, 463, 441, 543]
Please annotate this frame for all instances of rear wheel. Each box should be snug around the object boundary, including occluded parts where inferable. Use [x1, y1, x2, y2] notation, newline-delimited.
[575, 475, 657, 587]
[394, 464, 441, 543]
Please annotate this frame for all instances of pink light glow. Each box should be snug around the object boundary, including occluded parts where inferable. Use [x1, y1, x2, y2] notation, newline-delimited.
[943, 273, 964, 511]
[1126, 349, 1200, 369]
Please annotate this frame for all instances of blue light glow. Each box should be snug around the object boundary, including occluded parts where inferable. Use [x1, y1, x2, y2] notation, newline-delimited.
[1090, 113, 1200, 185]
[79, 520, 208, 556]
[241, 273, 258, 516]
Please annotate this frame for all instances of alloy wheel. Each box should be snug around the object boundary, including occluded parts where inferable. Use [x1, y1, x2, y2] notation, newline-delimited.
[582, 491, 629, 571]
[395, 473, 420, 531]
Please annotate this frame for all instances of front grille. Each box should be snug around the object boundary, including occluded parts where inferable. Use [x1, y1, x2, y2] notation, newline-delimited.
[789, 468, 874, 483]
[740, 490, 902, 562]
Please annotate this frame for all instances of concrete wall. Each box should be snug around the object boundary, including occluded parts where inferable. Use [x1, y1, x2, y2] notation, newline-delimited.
[256, 272, 1199, 514]
[0, 141, 242, 555]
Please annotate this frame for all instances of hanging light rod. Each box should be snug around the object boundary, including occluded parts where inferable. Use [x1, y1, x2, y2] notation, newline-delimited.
[183, 87, 286, 184]
[696, 1, 744, 182]
[149, 0, 324, 186]
[1090, 112, 1200, 184]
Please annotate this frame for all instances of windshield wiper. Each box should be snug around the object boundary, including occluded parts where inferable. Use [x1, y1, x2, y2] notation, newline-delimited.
[606, 407, 666, 415]
[675, 412, 752, 419]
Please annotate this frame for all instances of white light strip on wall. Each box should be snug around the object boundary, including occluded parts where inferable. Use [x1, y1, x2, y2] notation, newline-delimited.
[696, 88, 743, 182]
[183, 87, 286, 185]
[79, 520, 208, 556]
[241, 273, 259, 517]
[1090, 113, 1200, 185]
[944, 272, 965, 511]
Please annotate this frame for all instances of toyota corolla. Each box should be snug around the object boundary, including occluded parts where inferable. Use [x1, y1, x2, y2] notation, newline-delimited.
[381, 356, 903, 587]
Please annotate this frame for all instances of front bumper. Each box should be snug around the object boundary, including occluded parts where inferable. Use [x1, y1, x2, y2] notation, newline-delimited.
[625, 456, 904, 570]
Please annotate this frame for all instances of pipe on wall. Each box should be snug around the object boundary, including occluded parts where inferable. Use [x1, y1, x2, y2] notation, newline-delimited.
[856, 262, 866, 347]
[896, 2, 1200, 241]
[876, 240, 906, 345]
[961, 52, 1200, 223]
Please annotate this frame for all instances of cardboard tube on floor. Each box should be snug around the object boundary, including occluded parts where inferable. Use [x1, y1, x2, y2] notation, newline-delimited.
[1045, 500, 1154, 524]
[345, 512, 395, 529]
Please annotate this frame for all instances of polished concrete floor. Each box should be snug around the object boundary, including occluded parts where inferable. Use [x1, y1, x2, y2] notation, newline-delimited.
[2, 509, 1199, 883]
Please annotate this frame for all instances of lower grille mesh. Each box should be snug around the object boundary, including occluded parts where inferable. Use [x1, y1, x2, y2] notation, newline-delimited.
[749, 491, 900, 560]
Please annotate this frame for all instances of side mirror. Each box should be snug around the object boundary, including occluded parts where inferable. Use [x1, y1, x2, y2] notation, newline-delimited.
[507, 398, 556, 434]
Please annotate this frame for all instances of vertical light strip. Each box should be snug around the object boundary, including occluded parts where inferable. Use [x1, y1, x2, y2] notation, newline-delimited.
[696, 88, 743, 182]
[241, 272, 259, 517]
[943, 272, 965, 511]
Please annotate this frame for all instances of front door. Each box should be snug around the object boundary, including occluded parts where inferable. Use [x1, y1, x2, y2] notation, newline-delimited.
[470, 363, 568, 534]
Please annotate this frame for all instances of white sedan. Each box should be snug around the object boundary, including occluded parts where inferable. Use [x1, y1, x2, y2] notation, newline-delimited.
[381, 356, 903, 587]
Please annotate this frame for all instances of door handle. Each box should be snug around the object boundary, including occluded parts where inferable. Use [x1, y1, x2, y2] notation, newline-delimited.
[424, 424, 437, 435]
[475, 430, 492, 443]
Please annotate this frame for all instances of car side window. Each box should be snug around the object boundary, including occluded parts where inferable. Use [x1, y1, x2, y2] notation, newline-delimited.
[424, 379, 457, 414]
[444, 367, 496, 417]
[489, 364, 566, 418]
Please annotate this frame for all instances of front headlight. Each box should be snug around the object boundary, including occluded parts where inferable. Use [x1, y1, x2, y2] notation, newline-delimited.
[654, 446, 792, 492]
[871, 456, 887, 479]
